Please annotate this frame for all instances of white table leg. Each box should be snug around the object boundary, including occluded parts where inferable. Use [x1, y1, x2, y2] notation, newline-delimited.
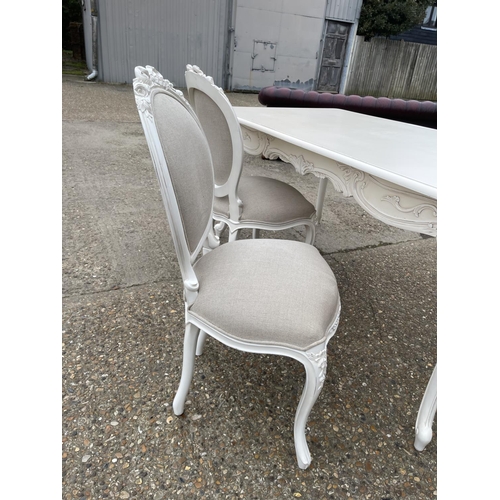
[315, 177, 328, 224]
[414, 364, 437, 451]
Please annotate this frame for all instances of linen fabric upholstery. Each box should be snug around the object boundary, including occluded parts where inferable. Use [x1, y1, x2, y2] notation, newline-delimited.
[213, 176, 315, 224]
[190, 239, 340, 350]
[152, 93, 214, 254]
[191, 89, 234, 186]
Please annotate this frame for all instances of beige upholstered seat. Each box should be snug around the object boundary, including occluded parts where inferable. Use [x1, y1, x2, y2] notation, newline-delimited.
[133, 65, 341, 470]
[192, 238, 340, 350]
[185, 65, 317, 244]
[213, 176, 315, 225]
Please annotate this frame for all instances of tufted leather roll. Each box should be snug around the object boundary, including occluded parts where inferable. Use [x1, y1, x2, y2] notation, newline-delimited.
[258, 86, 437, 128]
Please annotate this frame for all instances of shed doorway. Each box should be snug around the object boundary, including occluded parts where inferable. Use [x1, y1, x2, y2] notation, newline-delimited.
[317, 20, 350, 92]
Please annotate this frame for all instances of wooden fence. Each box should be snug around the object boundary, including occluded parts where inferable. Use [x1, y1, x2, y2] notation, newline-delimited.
[344, 36, 437, 101]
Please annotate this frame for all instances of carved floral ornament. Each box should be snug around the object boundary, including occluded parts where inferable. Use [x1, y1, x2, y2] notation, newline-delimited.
[186, 64, 212, 83]
[305, 312, 341, 394]
[133, 65, 189, 119]
[307, 348, 328, 390]
[185, 64, 231, 104]
[260, 136, 350, 195]
[382, 195, 437, 218]
[240, 126, 437, 235]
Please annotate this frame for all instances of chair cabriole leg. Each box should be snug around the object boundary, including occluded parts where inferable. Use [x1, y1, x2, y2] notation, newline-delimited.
[304, 224, 316, 245]
[196, 330, 207, 356]
[294, 347, 327, 469]
[173, 322, 200, 415]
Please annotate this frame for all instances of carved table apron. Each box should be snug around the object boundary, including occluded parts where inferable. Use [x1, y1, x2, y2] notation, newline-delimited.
[234, 106, 437, 450]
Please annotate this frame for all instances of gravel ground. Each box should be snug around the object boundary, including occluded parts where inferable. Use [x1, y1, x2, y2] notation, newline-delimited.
[62, 241, 436, 500]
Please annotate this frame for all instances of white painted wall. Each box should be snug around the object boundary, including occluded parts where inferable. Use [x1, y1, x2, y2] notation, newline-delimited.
[230, 0, 327, 90]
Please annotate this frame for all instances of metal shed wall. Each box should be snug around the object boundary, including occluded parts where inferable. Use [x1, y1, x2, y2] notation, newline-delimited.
[97, 0, 230, 86]
[325, 0, 362, 22]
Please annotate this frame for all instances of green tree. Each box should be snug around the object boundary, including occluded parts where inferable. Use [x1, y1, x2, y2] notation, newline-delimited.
[358, 0, 432, 39]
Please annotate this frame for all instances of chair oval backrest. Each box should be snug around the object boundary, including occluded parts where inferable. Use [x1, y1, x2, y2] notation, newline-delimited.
[133, 66, 214, 285]
[185, 65, 244, 201]
[191, 88, 233, 187]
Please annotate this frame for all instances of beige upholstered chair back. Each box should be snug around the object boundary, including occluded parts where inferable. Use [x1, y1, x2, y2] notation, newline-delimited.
[190, 88, 234, 187]
[133, 66, 215, 295]
[185, 65, 244, 221]
[151, 91, 214, 253]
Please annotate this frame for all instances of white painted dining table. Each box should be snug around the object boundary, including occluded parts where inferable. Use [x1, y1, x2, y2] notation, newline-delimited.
[233, 106, 437, 451]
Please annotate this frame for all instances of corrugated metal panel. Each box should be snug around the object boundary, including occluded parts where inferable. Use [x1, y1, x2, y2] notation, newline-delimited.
[97, 0, 230, 86]
[325, 0, 362, 22]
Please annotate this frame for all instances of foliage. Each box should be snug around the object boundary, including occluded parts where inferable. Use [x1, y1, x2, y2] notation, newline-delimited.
[358, 0, 431, 39]
[62, 0, 83, 50]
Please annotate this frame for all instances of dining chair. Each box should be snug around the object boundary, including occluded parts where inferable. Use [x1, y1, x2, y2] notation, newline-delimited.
[184, 64, 317, 245]
[133, 65, 341, 469]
